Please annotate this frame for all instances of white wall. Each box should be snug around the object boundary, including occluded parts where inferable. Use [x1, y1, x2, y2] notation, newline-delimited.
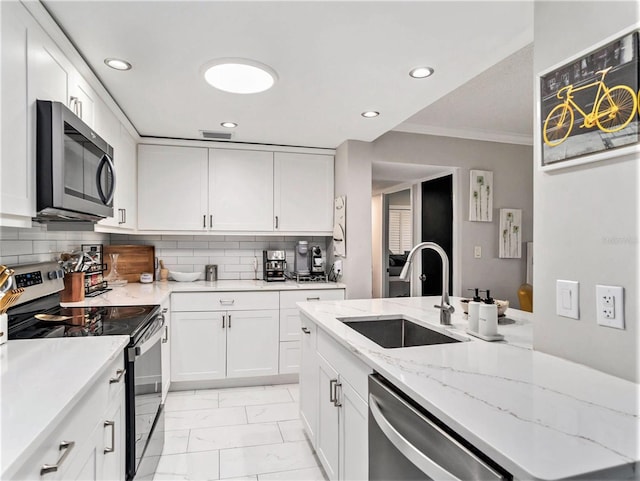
[533, 1, 639, 382]
[369, 131, 533, 307]
[332, 140, 373, 299]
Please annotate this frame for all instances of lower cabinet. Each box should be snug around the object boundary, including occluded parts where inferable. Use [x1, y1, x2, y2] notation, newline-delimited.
[300, 314, 371, 481]
[10, 355, 126, 481]
[160, 299, 171, 401]
[171, 291, 280, 382]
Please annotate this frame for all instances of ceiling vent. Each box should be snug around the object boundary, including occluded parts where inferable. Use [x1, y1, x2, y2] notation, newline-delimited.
[200, 130, 233, 140]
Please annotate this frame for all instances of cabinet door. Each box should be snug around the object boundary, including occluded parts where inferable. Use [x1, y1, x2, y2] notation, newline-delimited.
[138, 145, 208, 230]
[171, 311, 226, 381]
[299, 318, 318, 446]
[209, 149, 274, 231]
[101, 387, 126, 481]
[226, 310, 279, 378]
[316, 354, 340, 481]
[1, 2, 33, 222]
[116, 125, 138, 229]
[68, 72, 96, 128]
[274, 152, 334, 232]
[279, 308, 302, 342]
[339, 380, 368, 481]
[160, 301, 171, 402]
[279, 341, 300, 374]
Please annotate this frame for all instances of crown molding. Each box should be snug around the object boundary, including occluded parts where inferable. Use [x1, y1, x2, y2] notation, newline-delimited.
[393, 122, 533, 146]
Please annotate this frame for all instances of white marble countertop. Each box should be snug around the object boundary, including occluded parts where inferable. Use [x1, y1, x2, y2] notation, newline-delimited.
[61, 280, 345, 307]
[297, 296, 639, 480]
[0, 336, 130, 478]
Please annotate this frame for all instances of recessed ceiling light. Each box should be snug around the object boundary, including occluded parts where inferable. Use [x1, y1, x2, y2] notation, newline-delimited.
[221, 122, 238, 128]
[104, 58, 132, 71]
[203, 58, 277, 94]
[409, 66, 434, 78]
[361, 111, 380, 118]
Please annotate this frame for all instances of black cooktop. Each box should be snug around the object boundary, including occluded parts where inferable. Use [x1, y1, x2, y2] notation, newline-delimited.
[8, 301, 160, 342]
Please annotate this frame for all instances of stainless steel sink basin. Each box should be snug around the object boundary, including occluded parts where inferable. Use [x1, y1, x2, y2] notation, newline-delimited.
[338, 316, 461, 349]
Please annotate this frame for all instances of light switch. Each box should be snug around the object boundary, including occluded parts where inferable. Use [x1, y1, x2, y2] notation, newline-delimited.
[556, 280, 579, 319]
[474, 246, 482, 258]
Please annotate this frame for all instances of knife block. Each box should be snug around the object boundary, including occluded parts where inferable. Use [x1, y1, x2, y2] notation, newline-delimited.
[61, 272, 85, 302]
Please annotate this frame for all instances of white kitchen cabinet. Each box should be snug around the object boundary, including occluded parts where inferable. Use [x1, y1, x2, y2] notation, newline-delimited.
[209, 149, 274, 231]
[9, 355, 126, 481]
[68, 72, 96, 127]
[274, 152, 334, 232]
[339, 379, 368, 481]
[226, 310, 279, 378]
[299, 316, 318, 443]
[171, 311, 227, 382]
[160, 300, 171, 401]
[171, 291, 279, 382]
[137, 145, 208, 230]
[279, 341, 301, 374]
[317, 354, 340, 481]
[0, 1, 33, 224]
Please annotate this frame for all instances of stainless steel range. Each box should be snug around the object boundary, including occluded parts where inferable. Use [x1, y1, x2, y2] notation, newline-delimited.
[6, 262, 164, 481]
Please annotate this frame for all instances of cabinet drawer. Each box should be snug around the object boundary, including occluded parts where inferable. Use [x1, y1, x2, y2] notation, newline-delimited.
[280, 289, 345, 309]
[317, 329, 372, 401]
[172, 291, 279, 311]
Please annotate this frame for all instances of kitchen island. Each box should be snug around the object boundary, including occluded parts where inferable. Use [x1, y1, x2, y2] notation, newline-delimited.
[297, 296, 639, 480]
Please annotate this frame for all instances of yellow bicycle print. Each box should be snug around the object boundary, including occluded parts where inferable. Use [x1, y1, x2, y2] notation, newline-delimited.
[543, 66, 637, 147]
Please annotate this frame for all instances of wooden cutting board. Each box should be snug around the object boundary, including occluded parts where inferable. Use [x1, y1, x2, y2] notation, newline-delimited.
[104, 245, 155, 283]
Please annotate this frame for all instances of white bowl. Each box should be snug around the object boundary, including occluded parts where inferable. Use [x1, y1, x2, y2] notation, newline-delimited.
[169, 271, 201, 282]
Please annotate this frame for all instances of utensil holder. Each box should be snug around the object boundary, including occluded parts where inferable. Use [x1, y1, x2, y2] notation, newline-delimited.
[61, 272, 85, 303]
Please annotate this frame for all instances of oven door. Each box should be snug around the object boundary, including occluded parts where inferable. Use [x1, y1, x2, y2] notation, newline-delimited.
[126, 313, 165, 480]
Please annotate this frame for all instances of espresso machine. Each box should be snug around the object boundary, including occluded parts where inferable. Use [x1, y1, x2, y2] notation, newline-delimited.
[294, 241, 310, 276]
[310, 245, 324, 274]
[263, 250, 286, 282]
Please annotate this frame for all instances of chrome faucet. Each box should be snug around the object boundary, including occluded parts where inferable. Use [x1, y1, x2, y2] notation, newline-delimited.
[399, 242, 455, 325]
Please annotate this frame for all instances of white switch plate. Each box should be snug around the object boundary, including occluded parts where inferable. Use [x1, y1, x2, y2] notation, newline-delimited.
[556, 280, 579, 319]
[474, 246, 482, 258]
[596, 285, 625, 329]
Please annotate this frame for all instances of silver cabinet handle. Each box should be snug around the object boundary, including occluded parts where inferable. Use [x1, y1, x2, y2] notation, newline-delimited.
[329, 379, 338, 404]
[228, 314, 231, 328]
[109, 368, 125, 384]
[162, 325, 169, 343]
[123, 208, 127, 225]
[104, 420, 115, 454]
[77, 99, 83, 119]
[222, 314, 226, 329]
[219, 299, 235, 305]
[306, 297, 321, 301]
[210, 215, 213, 228]
[275, 216, 279, 229]
[118, 209, 125, 224]
[41, 440, 75, 475]
[162, 308, 168, 314]
[301, 327, 311, 334]
[203, 215, 206, 228]
[69, 96, 79, 115]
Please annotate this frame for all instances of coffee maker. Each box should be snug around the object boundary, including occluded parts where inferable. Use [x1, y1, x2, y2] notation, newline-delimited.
[263, 250, 286, 282]
[294, 241, 310, 276]
[310, 245, 324, 274]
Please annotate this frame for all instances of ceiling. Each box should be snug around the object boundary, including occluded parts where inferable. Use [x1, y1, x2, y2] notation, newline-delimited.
[43, 1, 534, 150]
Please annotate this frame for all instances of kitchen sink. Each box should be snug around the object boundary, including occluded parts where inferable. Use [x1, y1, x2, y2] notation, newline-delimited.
[339, 316, 461, 349]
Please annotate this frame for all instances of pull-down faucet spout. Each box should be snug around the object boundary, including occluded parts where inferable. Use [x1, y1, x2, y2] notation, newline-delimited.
[399, 242, 454, 325]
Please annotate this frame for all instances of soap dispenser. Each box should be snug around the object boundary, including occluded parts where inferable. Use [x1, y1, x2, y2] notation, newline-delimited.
[467, 288, 482, 333]
[478, 289, 498, 337]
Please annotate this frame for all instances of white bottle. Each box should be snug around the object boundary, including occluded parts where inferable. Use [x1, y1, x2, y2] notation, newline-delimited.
[478, 303, 498, 337]
[467, 301, 481, 333]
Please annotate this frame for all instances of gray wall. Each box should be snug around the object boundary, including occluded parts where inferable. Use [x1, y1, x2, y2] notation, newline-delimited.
[387, 189, 411, 206]
[370, 131, 533, 307]
[533, 2, 639, 382]
[331, 140, 373, 299]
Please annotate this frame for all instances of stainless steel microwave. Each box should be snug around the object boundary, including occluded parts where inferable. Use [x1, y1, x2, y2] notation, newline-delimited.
[36, 100, 115, 222]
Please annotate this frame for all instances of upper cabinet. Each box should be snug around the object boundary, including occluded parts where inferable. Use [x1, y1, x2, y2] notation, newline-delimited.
[137, 145, 334, 234]
[138, 145, 209, 231]
[274, 152, 334, 232]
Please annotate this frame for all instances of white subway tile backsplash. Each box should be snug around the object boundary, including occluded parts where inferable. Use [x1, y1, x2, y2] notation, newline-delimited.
[163, 235, 195, 241]
[225, 235, 255, 241]
[177, 241, 210, 249]
[229, 249, 258, 257]
[159, 249, 194, 257]
[0, 256, 18, 265]
[209, 241, 240, 249]
[178, 256, 210, 265]
[1, 241, 33, 256]
[0, 228, 19, 240]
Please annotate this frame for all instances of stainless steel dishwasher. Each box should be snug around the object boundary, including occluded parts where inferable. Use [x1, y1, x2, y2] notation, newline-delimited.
[368, 374, 512, 480]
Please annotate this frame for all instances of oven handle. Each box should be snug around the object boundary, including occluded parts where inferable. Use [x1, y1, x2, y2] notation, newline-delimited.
[129, 313, 165, 359]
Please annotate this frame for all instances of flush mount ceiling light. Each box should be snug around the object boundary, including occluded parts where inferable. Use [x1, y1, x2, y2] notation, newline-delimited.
[409, 66, 434, 78]
[361, 111, 380, 118]
[104, 58, 132, 71]
[202, 58, 277, 94]
[221, 122, 238, 128]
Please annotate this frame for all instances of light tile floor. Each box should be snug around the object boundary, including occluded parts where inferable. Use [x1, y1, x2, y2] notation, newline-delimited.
[154, 384, 327, 481]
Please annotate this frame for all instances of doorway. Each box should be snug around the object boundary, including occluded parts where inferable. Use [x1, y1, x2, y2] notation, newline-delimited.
[384, 189, 412, 297]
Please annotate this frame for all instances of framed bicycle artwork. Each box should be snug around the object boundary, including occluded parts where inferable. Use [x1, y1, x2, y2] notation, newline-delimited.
[538, 28, 639, 170]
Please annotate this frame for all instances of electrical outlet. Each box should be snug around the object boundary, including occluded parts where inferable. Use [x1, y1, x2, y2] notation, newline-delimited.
[334, 259, 343, 273]
[596, 285, 624, 329]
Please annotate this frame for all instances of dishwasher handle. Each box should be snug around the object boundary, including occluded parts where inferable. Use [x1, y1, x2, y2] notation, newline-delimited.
[369, 394, 461, 481]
